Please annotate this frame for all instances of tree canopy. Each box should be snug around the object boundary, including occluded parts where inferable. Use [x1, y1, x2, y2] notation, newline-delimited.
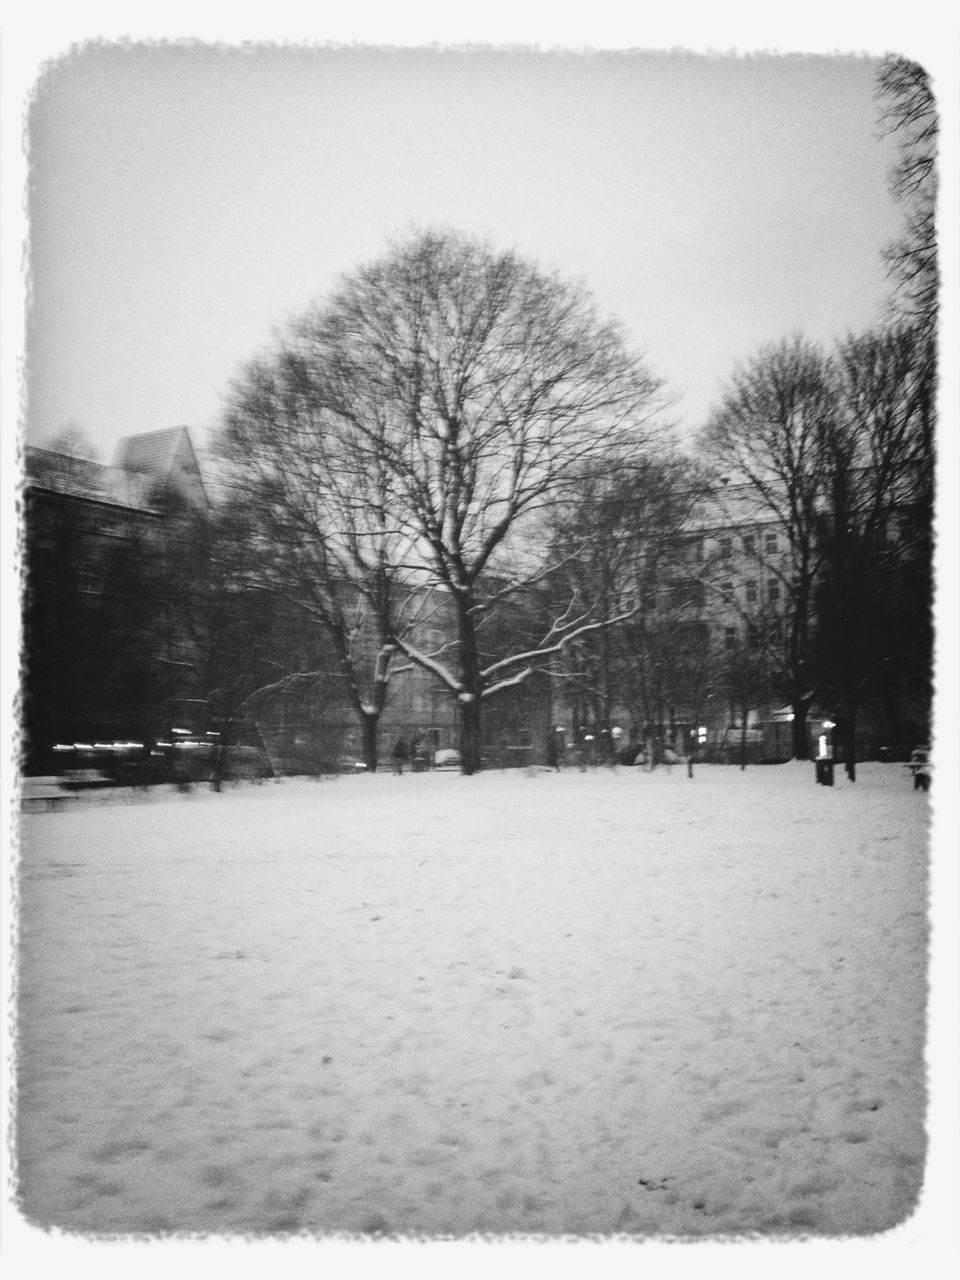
[219, 229, 669, 771]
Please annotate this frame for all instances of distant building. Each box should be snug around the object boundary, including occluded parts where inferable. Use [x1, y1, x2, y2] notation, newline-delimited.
[20, 428, 209, 770]
[550, 474, 929, 764]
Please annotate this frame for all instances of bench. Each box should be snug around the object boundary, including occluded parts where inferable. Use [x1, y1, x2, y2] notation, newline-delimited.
[20, 777, 81, 813]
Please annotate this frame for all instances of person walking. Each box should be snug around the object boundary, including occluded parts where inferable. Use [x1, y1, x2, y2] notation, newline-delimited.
[392, 737, 409, 775]
[909, 745, 931, 792]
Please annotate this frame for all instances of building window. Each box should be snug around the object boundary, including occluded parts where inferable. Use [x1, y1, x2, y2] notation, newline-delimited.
[720, 581, 734, 597]
[742, 534, 755, 556]
[767, 578, 781, 603]
[765, 533, 778, 554]
[724, 626, 737, 651]
[745, 579, 758, 603]
[669, 579, 705, 609]
[719, 538, 732, 558]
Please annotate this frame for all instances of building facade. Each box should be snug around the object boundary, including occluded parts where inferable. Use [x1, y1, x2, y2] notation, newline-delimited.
[549, 475, 929, 765]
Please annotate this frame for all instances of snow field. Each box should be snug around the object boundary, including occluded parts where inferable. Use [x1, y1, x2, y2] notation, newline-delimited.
[15, 763, 929, 1237]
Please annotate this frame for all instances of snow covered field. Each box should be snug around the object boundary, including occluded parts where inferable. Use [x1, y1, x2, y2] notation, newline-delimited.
[14, 763, 935, 1242]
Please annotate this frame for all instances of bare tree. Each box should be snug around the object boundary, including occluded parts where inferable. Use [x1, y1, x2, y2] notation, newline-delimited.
[40, 424, 101, 462]
[545, 454, 712, 756]
[217, 346, 416, 771]
[289, 229, 668, 772]
[877, 56, 939, 334]
[698, 335, 836, 758]
[812, 324, 934, 774]
[720, 618, 780, 771]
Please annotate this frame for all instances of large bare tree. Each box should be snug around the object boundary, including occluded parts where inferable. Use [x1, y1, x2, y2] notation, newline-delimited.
[256, 228, 668, 772]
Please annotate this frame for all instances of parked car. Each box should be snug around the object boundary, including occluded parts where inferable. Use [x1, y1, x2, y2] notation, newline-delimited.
[433, 748, 462, 771]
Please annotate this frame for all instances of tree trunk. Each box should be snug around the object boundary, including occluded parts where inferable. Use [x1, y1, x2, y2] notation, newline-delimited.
[209, 717, 231, 792]
[450, 590, 486, 776]
[459, 697, 483, 775]
[790, 690, 810, 760]
[844, 699, 857, 783]
[360, 712, 379, 773]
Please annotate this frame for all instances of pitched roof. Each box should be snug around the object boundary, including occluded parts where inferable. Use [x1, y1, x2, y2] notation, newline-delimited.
[113, 425, 192, 475]
[112, 426, 208, 509]
[26, 427, 208, 512]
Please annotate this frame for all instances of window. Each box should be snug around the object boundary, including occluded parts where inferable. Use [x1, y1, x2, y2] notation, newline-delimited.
[742, 534, 755, 556]
[666, 536, 705, 564]
[720, 581, 734, 597]
[669, 579, 705, 609]
[767, 578, 781, 603]
[745, 579, 758, 604]
[719, 538, 732, 558]
[765, 533, 778, 554]
[724, 626, 737, 651]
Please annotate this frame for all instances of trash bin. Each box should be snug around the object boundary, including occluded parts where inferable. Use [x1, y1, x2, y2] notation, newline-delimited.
[815, 757, 834, 786]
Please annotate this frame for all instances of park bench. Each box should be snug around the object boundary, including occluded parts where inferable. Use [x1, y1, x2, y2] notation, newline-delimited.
[20, 776, 81, 813]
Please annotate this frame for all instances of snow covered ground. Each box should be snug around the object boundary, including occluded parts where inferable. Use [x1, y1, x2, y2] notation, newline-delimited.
[10, 762, 942, 1247]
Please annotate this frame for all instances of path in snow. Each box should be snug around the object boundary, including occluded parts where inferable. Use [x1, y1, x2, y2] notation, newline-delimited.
[15, 763, 928, 1237]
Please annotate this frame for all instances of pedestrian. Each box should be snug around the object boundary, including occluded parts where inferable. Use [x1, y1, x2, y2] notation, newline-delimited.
[392, 737, 408, 775]
[909, 745, 931, 792]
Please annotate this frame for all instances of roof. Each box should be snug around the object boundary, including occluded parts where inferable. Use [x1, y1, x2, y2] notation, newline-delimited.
[26, 427, 208, 513]
[113, 425, 194, 475]
[114, 426, 208, 509]
[24, 448, 154, 509]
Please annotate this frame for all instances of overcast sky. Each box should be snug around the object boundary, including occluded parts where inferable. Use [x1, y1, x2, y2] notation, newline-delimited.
[23, 43, 907, 462]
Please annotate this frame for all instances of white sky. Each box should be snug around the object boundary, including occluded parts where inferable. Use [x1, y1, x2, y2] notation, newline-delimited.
[9, 24, 937, 463]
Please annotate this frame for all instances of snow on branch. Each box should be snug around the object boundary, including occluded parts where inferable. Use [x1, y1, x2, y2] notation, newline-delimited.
[480, 607, 637, 685]
[389, 634, 463, 694]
